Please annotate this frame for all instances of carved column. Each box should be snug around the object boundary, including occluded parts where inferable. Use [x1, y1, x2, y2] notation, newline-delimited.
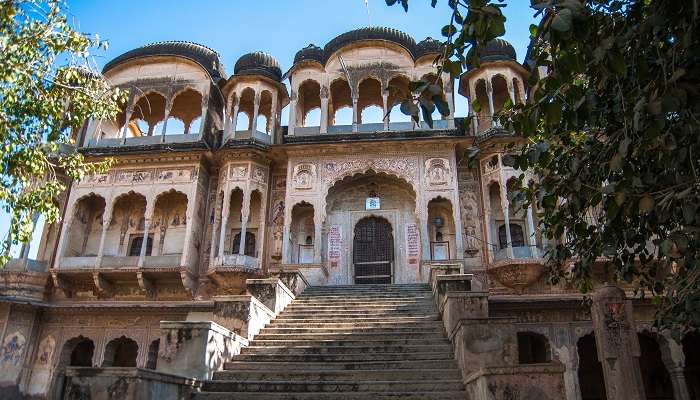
[250, 91, 260, 133]
[270, 91, 279, 139]
[20, 213, 40, 259]
[281, 206, 292, 264]
[160, 99, 173, 141]
[218, 187, 232, 262]
[199, 91, 209, 136]
[451, 191, 465, 260]
[95, 202, 114, 268]
[443, 73, 456, 129]
[659, 336, 691, 400]
[468, 81, 478, 134]
[382, 89, 389, 131]
[320, 86, 329, 134]
[486, 78, 495, 128]
[230, 98, 240, 139]
[553, 345, 583, 400]
[591, 285, 646, 400]
[53, 209, 74, 269]
[526, 205, 538, 257]
[352, 95, 359, 133]
[507, 80, 516, 105]
[313, 203, 323, 264]
[288, 90, 297, 136]
[138, 199, 155, 267]
[417, 204, 430, 261]
[223, 95, 234, 140]
[238, 190, 251, 257]
[121, 106, 134, 140]
[499, 179, 514, 258]
[180, 187, 198, 268]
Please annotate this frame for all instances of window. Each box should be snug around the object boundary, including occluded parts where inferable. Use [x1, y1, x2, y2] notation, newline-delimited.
[517, 332, 550, 364]
[128, 235, 153, 256]
[232, 232, 256, 257]
[498, 224, 524, 249]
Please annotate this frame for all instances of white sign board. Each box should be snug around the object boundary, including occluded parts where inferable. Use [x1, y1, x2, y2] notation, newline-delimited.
[327, 225, 342, 268]
[405, 223, 420, 267]
[365, 197, 381, 210]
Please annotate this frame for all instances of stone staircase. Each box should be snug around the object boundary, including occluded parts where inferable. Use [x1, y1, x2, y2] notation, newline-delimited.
[194, 283, 467, 399]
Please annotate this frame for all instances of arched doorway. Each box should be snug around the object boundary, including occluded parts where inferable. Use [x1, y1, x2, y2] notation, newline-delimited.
[577, 333, 607, 400]
[353, 216, 393, 284]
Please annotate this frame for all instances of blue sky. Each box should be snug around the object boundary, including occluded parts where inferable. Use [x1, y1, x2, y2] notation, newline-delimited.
[5, 1, 539, 258]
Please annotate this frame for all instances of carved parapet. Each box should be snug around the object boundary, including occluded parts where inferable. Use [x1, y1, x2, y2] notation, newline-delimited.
[487, 258, 545, 294]
[211, 295, 274, 340]
[206, 265, 265, 296]
[0, 270, 49, 301]
[268, 270, 309, 297]
[246, 278, 295, 314]
[463, 364, 566, 400]
[158, 321, 248, 380]
[426, 261, 463, 290]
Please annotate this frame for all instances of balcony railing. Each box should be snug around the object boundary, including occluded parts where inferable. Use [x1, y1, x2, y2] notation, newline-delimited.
[493, 246, 543, 262]
[86, 133, 203, 148]
[230, 129, 272, 144]
[293, 120, 451, 137]
[4, 258, 49, 273]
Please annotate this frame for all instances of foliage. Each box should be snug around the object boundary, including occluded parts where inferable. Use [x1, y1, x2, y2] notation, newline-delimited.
[0, 0, 125, 263]
[389, 0, 700, 334]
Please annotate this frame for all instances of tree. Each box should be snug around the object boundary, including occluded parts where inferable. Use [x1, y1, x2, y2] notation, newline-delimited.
[0, 0, 125, 262]
[388, 0, 700, 334]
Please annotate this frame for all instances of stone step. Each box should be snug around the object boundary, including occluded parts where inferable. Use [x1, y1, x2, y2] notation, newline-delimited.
[267, 321, 443, 329]
[212, 368, 461, 381]
[303, 284, 430, 291]
[193, 391, 466, 399]
[201, 380, 465, 393]
[253, 332, 448, 341]
[291, 298, 435, 304]
[296, 294, 434, 300]
[260, 326, 445, 334]
[248, 338, 451, 347]
[223, 359, 458, 371]
[241, 344, 452, 355]
[233, 352, 453, 362]
[273, 315, 440, 323]
[280, 311, 438, 318]
[284, 304, 437, 311]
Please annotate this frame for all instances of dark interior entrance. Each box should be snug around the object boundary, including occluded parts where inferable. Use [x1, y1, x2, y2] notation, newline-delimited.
[353, 216, 393, 284]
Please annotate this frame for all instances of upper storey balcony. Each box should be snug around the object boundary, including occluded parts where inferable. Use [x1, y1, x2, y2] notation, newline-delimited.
[283, 28, 458, 143]
[81, 41, 226, 152]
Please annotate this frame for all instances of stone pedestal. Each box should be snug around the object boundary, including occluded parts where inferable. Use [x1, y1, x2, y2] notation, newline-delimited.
[246, 278, 295, 314]
[157, 321, 248, 380]
[269, 270, 309, 296]
[591, 285, 646, 400]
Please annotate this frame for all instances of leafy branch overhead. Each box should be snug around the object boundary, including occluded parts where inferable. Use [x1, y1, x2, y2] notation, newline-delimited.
[388, 0, 700, 334]
[0, 0, 126, 262]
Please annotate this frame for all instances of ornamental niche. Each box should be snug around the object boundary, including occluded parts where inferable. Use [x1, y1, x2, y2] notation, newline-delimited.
[425, 158, 451, 187]
[321, 157, 419, 187]
[293, 163, 316, 190]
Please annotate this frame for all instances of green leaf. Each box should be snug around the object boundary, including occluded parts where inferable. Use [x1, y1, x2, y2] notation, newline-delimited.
[551, 8, 573, 32]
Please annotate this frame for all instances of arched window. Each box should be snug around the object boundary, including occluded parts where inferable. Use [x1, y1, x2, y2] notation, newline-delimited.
[102, 336, 138, 367]
[498, 224, 524, 249]
[517, 332, 550, 364]
[69, 339, 94, 367]
[232, 232, 256, 257]
[128, 235, 152, 257]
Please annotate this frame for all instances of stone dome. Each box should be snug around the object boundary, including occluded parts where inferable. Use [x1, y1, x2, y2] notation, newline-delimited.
[478, 38, 517, 63]
[234, 51, 282, 81]
[324, 27, 417, 59]
[294, 44, 325, 65]
[414, 37, 444, 59]
[102, 41, 226, 81]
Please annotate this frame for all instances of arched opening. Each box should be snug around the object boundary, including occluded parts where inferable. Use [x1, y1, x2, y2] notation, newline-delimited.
[421, 73, 446, 122]
[169, 88, 203, 135]
[233, 232, 256, 257]
[304, 108, 321, 127]
[66, 195, 106, 257]
[152, 191, 188, 257]
[298, 80, 321, 127]
[104, 192, 146, 258]
[474, 79, 490, 131]
[354, 216, 393, 284]
[499, 224, 524, 249]
[357, 78, 382, 124]
[517, 332, 550, 364]
[238, 88, 256, 130]
[102, 336, 138, 367]
[122, 92, 167, 137]
[257, 90, 273, 134]
[577, 333, 606, 400]
[290, 202, 315, 264]
[225, 188, 243, 256]
[427, 197, 455, 260]
[387, 75, 412, 125]
[638, 333, 674, 400]
[146, 339, 159, 370]
[64, 337, 94, 367]
[329, 79, 352, 126]
[683, 331, 700, 398]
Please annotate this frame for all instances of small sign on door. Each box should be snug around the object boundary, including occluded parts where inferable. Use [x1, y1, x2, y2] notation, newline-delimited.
[365, 197, 380, 210]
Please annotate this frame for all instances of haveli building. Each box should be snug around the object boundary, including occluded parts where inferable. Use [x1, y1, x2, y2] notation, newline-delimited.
[0, 27, 697, 400]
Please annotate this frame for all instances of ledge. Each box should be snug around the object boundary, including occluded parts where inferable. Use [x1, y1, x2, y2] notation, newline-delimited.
[283, 127, 465, 145]
[64, 367, 202, 386]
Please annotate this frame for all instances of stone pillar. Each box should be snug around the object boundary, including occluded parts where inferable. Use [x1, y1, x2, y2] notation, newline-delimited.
[53, 208, 74, 269]
[270, 91, 279, 138]
[320, 86, 329, 134]
[281, 206, 292, 264]
[468, 82, 479, 134]
[486, 79, 495, 128]
[382, 89, 389, 131]
[418, 210, 430, 261]
[238, 191, 251, 257]
[160, 100, 172, 141]
[95, 203, 113, 268]
[223, 96, 233, 140]
[313, 205, 323, 264]
[443, 74, 455, 129]
[288, 91, 297, 136]
[180, 188, 197, 268]
[553, 345, 583, 400]
[230, 100, 240, 138]
[352, 95, 359, 133]
[499, 181, 514, 258]
[507, 80, 516, 105]
[591, 285, 646, 400]
[20, 213, 40, 259]
[199, 93, 209, 135]
[526, 205, 538, 258]
[138, 200, 155, 267]
[660, 336, 691, 400]
[218, 188, 231, 261]
[451, 192, 465, 260]
[250, 91, 260, 133]
[121, 106, 133, 140]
